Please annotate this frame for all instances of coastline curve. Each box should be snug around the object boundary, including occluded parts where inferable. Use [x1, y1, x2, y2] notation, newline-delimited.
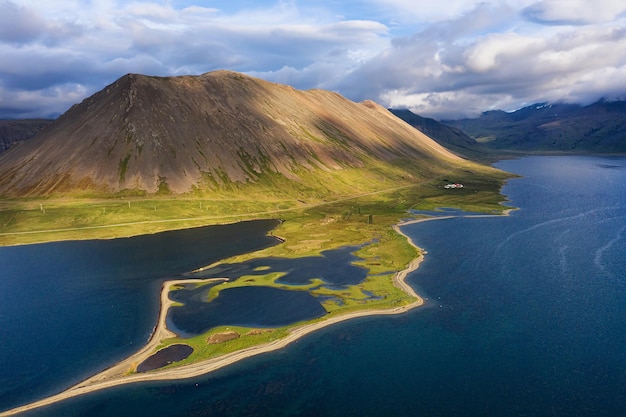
[0, 217, 456, 417]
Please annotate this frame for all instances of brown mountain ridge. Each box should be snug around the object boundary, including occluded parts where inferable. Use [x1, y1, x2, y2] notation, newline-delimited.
[0, 71, 467, 197]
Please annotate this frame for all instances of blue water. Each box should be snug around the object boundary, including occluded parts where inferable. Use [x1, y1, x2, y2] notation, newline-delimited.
[168, 286, 327, 336]
[189, 245, 368, 287]
[0, 220, 280, 412]
[4, 155, 626, 416]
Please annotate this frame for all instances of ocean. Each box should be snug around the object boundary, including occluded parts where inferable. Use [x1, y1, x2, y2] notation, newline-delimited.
[2, 155, 625, 416]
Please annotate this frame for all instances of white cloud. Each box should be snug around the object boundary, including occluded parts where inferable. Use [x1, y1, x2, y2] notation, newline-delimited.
[463, 33, 546, 73]
[1, 0, 626, 119]
[0, 0, 393, 117]
[382, 89, 515, 119]
[338, 2, 626, 118]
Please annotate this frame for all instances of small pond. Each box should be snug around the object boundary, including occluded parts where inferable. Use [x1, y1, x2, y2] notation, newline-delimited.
[136, 344, 194, 372]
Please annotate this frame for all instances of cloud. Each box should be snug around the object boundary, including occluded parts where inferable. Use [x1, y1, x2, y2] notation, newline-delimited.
[0, 0, 45, 43]
[1, 1, 626, 120]
[0, 0, 396, 119]
[0, 0, 84, 45]
[337, 2, 626, 118]
[338, 4, 522, 107]
[0, 82, 88, 119]
[523, 0, 626, 25]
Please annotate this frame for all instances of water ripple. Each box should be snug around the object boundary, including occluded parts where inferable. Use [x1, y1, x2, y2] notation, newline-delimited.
[594, 221, 626, 286]
[494, 206, 622, 253]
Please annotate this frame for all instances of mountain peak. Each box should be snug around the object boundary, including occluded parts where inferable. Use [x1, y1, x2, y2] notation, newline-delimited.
[0, 71, 463, 197]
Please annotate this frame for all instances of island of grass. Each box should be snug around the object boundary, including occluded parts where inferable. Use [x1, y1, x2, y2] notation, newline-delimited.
[0, 165, 514, 416]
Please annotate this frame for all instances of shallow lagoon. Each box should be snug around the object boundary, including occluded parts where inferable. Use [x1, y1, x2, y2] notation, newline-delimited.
[189, 245, 368, 287]
[168, 285, 327, 336]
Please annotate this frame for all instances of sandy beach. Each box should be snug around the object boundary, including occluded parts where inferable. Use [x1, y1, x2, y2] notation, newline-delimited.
[0, 217, 444, 417]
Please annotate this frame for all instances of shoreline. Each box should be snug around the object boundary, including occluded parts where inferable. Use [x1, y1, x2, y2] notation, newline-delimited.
[0, 216, 462, 417]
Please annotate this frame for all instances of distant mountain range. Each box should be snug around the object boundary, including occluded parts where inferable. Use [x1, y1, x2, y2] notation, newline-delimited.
[441, 100, 626, 153]
[0, 71, 472, 197]
[0, 119, 53, 154]
[388, 109, 490, 160]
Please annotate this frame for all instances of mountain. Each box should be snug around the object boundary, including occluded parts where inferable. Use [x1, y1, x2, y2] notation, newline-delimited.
[0, 71, 474, 197]
[0, 119, 54, 154]
[444, 101, 626, 152]
[389, 109, 489, 160]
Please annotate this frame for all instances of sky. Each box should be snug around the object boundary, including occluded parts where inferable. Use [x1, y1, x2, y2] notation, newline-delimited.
[1, 0, 626, 120]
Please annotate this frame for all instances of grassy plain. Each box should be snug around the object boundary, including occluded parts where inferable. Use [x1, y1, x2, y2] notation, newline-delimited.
[0, 165, 512, 373]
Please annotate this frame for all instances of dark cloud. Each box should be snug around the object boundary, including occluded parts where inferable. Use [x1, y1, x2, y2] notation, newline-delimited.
[0, 81, 89, 119]
[523, 0, 626, 25]
[0, 0, 44, 43]
[0, 0, 84, 46]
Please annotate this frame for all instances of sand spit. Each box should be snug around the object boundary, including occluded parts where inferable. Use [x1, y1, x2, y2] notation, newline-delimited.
[0, 215, 493, 416]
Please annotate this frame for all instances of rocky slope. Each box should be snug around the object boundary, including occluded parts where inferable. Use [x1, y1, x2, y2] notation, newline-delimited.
[0, 71, 467, 197]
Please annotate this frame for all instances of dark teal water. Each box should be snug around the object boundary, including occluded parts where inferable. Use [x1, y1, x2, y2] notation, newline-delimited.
[188, 245, 368, 287]
[4, 155, 626, 416]
[168, 285, 327, 336]
[0, 220, 281, 412]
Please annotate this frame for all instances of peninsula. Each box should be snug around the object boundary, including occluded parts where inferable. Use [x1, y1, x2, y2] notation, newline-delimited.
[1, 218, 434, 416]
